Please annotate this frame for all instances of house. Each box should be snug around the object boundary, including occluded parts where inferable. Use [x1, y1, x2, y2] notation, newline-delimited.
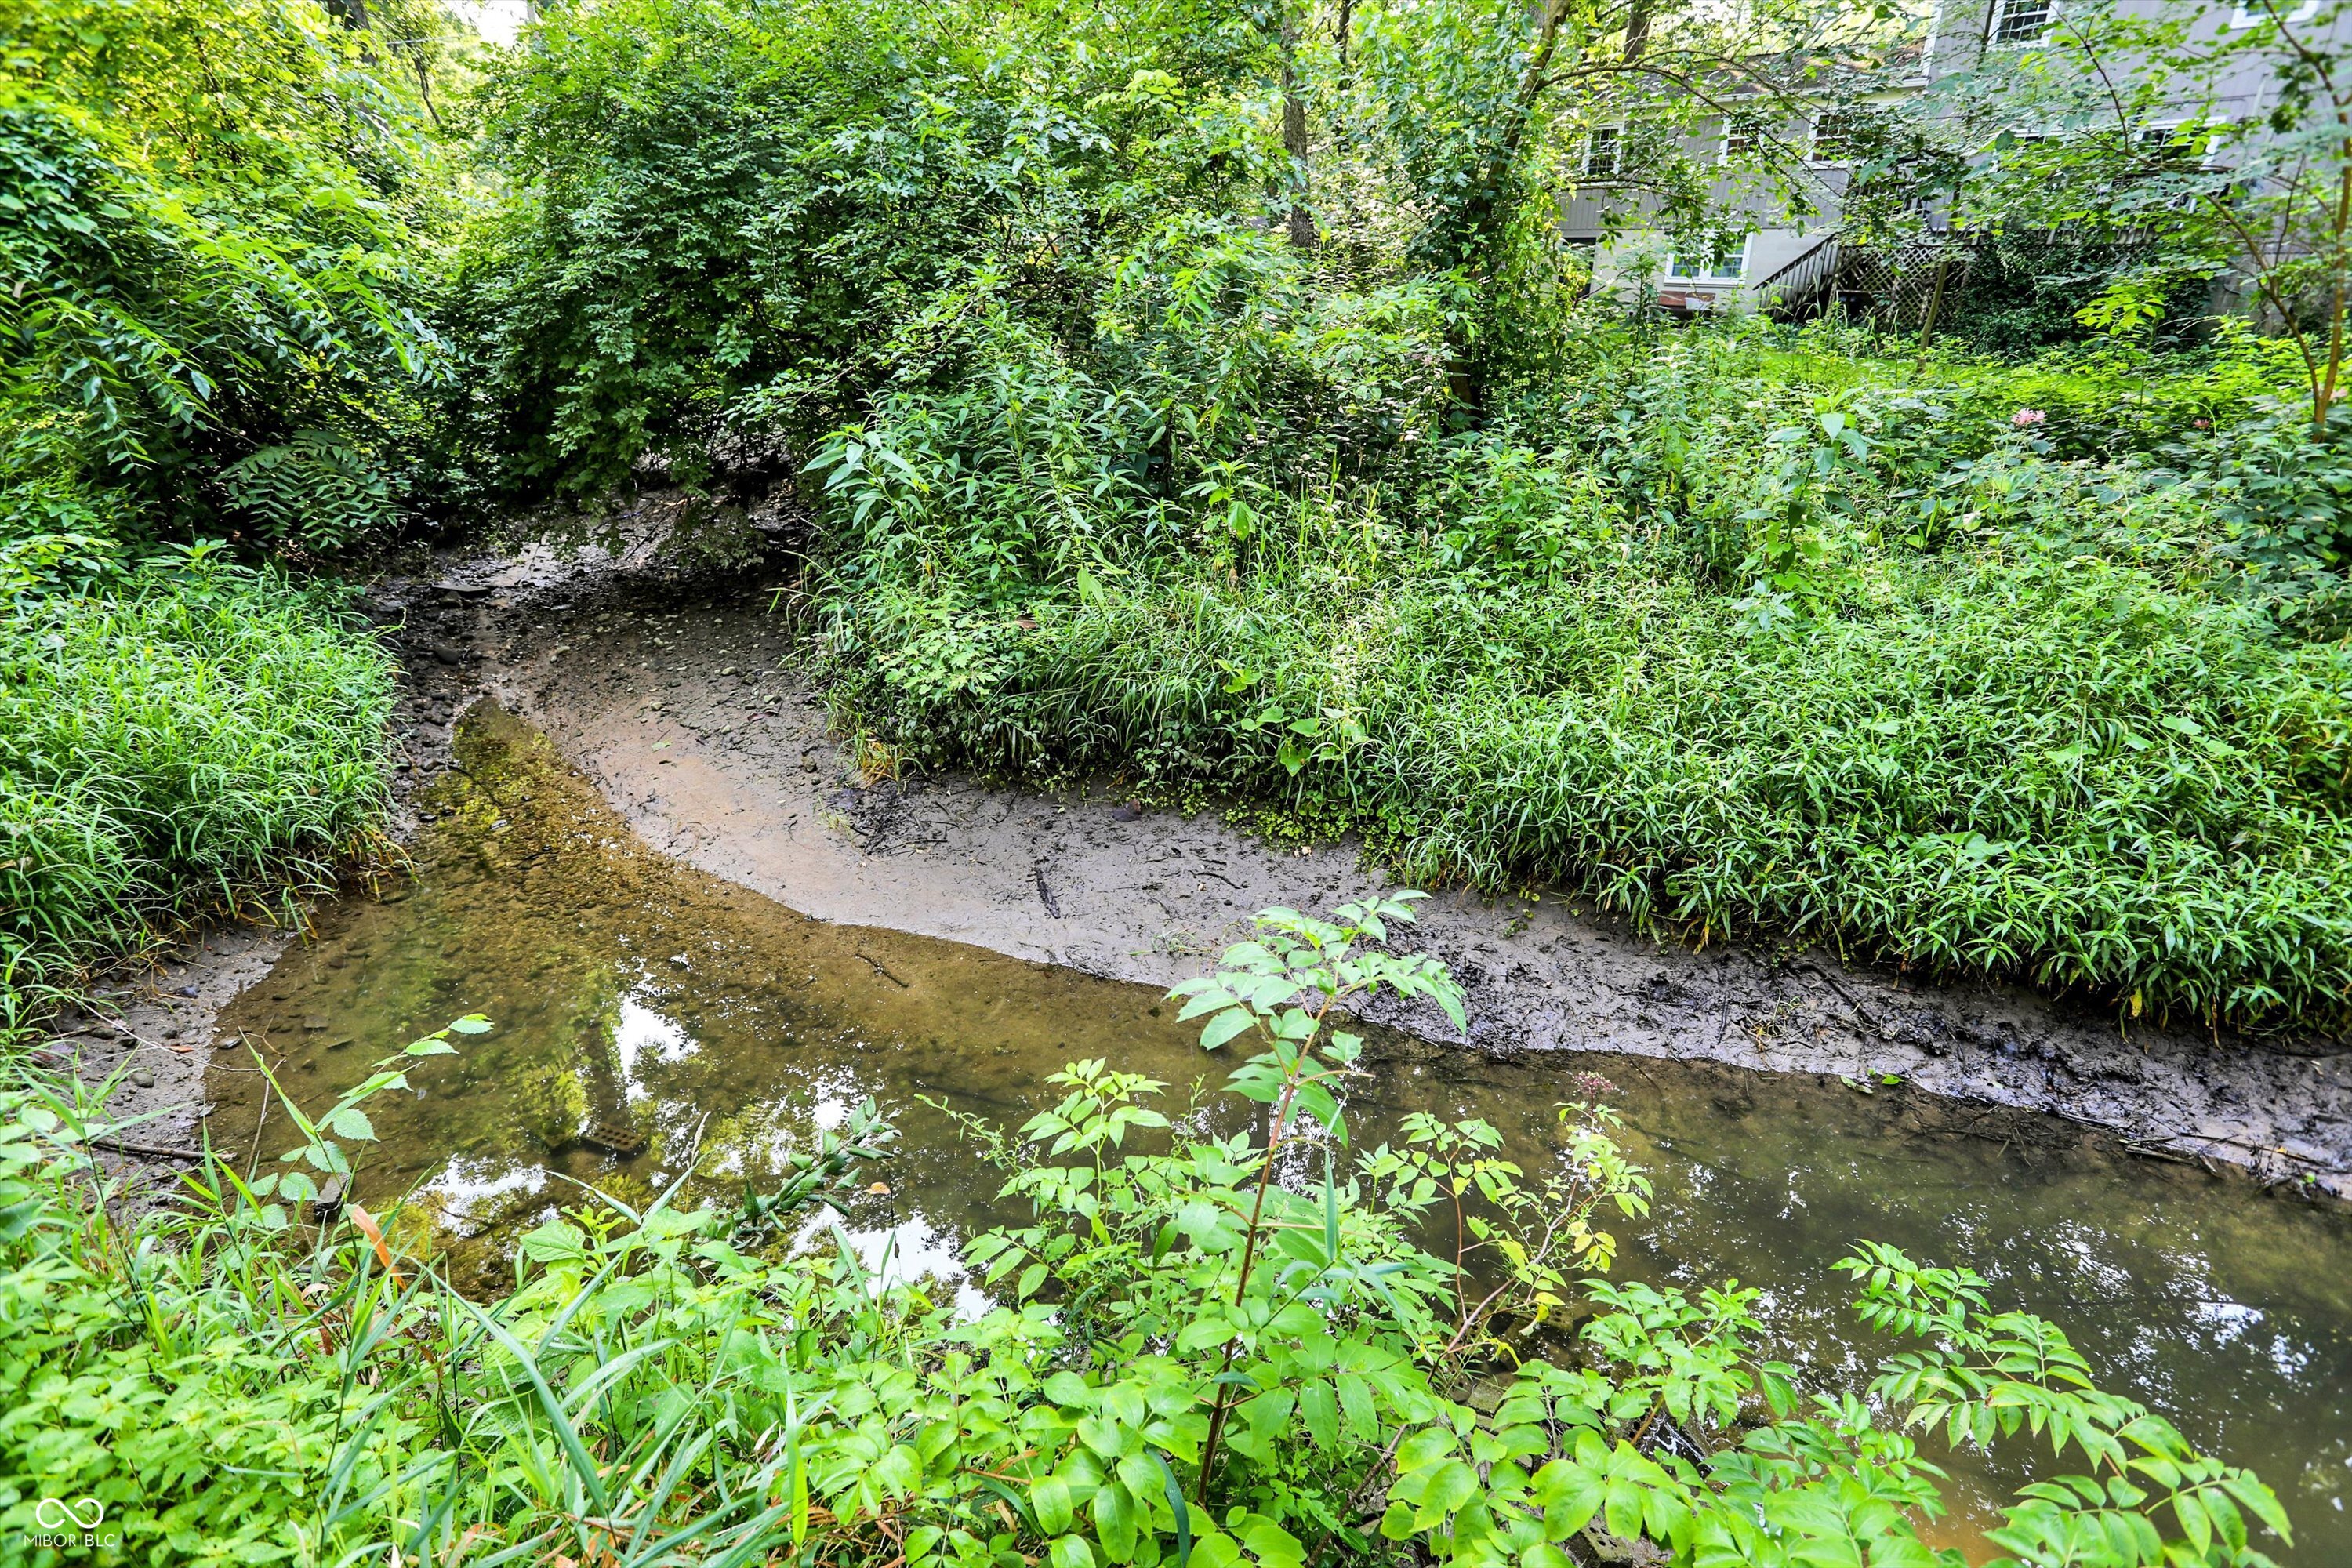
[1565, 0, 2348, 326]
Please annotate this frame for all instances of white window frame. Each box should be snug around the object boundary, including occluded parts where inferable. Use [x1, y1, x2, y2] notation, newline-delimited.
[1809, 111, 1859, 165]
[2229, 1, 2319, 25]
[1987, 0, 2056, 48]
[1718, 111, 1762, 167]
[1664, 236, 1753, 284]
[2133, 121, 2227, 191]
[2194, 115, 2235, 171]
[1582, 125, 1623, 180]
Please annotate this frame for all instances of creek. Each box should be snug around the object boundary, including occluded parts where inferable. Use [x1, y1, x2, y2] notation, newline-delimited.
[207, 704, 2352, 1563]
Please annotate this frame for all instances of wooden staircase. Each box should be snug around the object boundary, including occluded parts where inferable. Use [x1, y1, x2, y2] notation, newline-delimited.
[1756, 234, 1851, 321]
[1758, 231, 1979, 327]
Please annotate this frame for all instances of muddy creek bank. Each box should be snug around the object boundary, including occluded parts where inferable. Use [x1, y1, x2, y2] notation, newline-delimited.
[210, 703, 2352, 1562]
[368, 554, 2352, 1198]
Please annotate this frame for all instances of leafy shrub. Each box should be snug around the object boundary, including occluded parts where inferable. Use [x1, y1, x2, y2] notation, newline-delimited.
[0, 906, 2296, 1566]
[0, 555, 395, 1041]
[219, 431, 404, 554]
[2180, 401, 2352, 633]
[1428, 437, 1619, 579]
[449, 0, 1248, 510]
[1936, 230, 2212, 356]
[449, 0, 1474, 531]
[800, 241, 1459, 592]
[0, 0, 447, 554]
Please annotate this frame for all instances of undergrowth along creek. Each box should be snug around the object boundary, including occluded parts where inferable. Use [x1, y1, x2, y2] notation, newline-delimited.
[818, 436, 2352, 1035]
[0, 898, 2298, 1566]
[799, 325, 2352, 1038]
[0, 551, 397, 1044]
[1, 0, 433, 1045]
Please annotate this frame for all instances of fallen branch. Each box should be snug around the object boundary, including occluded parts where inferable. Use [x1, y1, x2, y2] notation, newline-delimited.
[87, 1136, 207, 1162]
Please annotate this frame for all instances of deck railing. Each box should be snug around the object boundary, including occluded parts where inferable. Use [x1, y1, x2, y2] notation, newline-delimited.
[1756, 233, 1843, 321]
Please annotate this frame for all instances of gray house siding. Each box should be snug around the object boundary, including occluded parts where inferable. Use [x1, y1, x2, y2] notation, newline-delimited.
[1563, 0, 2351, 314]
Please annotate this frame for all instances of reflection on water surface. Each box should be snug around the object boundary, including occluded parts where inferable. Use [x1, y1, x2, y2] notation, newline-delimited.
[212, 705, 2352, 1563]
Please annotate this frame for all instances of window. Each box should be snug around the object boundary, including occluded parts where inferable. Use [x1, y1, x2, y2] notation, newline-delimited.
[1989, 0, 2053, 45]
[1583, 125, 1621, 179]
[1811, 111, 1859, 164]
[1994, 128, 2053, 163]
[2136, 122, 2202, 165]
[2132, 123, 2223, 194]
[1664, 237, 1751, 283]
[1720, 115, 1759, 165]
[2229, 1, 2318, 24]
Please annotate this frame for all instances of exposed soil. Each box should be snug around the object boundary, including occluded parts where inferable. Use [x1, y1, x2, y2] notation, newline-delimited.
[64, 517, 2352, 1200]
[38, 927, 289, 1175]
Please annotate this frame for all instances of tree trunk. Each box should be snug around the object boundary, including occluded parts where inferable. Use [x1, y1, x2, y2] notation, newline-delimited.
[1441, 0, 1579, 415]
[1915, 255, 1953, 366]
[1282, 11, 1316, 249]
[1456, 0, 1579, 268]
[2315, 155, 2351, 438]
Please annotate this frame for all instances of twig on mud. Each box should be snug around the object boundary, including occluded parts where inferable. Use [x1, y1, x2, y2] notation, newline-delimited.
[1798, 961, 1885, 1038]
[855, 952, 910, 989]
[88, 1136, 206, 1163]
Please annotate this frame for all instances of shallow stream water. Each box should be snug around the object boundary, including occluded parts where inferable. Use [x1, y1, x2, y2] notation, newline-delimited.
[209, 705, 2352, 1563]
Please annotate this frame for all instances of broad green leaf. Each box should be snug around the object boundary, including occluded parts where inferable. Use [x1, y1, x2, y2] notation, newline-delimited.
[1414, 1459, 1479, 1527]
[1094, 1478, 1138, 1562]
[1236, 1518, 1304, 1568]
[1298, 1381, 1338, 1448]
[1033, 1475, 1075, 1537]
[1397, 1426, 1455, 1473]
[1198, 1008, 1254, 1050]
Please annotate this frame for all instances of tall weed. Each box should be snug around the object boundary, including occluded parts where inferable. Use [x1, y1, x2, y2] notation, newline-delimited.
[0, 557, 394, 1042]
[826, 494, 2352, 1032]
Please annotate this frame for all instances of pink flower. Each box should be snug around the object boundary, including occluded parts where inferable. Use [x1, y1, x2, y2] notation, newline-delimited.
[2012, 408, 2046, 427]
[2192, 417, 2211, 430]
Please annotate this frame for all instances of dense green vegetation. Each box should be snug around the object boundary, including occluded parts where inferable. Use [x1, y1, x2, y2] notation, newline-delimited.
[815, 328, 2352, 1031]
[443, 0, 2352, 1034]
[0, 554, 396, 1037]
[2, 0, 452, 552]
[9, 0, 2349, 1038]
[0, 0, 2343, 1558]
[0, 906, 2296, 1565]
[0, 0, 433, 1037]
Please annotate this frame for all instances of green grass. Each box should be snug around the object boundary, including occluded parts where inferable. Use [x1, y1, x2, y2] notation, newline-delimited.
[0, 563, 396, 1039]
[824, 502, 2352, 1036]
